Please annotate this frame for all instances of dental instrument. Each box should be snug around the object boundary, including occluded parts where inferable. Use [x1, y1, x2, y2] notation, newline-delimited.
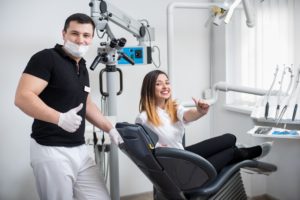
[292, 104, 298, 121]
[276, 67, 295, 125]
[292, 68, 300, 121]
[254, 126, 272, 135]
[263, 66, 279, 120]
[275, 66, 290, 120]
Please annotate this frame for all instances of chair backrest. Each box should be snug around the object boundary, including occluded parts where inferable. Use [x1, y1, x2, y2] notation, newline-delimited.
[116, 122, 186, 199]
[116, 122, 217, 199]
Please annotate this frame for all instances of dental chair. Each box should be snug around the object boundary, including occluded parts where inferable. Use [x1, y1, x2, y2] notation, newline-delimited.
[116, 122, 277, 200]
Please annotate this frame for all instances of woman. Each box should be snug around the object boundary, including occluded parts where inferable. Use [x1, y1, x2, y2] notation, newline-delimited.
[135, 70, 272, 173]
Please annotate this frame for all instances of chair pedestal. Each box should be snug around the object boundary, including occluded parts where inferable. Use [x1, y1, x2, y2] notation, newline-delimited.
[154, 171, 247, 200]
[206, 171, 247, 200]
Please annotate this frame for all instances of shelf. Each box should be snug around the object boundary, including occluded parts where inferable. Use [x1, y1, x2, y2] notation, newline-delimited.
[247, 126, 300, 139]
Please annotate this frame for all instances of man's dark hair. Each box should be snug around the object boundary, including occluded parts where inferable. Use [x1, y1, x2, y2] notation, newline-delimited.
[63, 13, 95, 33]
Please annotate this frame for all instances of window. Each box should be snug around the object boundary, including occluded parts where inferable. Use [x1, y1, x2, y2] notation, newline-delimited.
[226, 0, 295, 108]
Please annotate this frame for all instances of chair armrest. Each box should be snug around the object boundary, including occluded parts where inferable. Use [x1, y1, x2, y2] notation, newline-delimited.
[155, 147, 217, 190]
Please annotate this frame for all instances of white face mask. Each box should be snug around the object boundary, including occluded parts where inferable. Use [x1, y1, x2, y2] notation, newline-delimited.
[63, 40, 89, 58]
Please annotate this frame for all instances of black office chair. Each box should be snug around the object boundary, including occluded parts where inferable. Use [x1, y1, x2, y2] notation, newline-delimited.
[116, 122, 277, 200]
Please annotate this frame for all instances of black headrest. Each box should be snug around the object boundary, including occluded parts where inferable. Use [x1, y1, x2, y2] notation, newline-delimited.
[116, 122, 158, 146]
[116, 122, 161, 169]
[137, 123, 159, 144]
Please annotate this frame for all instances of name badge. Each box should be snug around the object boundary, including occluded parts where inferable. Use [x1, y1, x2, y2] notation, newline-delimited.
[84, 86, 91, 93]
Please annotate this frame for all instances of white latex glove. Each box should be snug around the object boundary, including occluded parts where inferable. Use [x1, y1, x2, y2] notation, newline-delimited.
[58, 103, 83, 133]
[109, 128, 124, 145]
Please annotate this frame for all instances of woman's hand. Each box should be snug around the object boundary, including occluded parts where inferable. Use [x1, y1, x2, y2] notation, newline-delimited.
[183, 98, 210, 122]
[192, 97, 209, 115]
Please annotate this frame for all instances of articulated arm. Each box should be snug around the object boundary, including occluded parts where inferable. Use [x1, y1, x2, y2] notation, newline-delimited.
[89, 0, 153, 42]
[89, 0, 154, 69]
[224, 0, 255, 27]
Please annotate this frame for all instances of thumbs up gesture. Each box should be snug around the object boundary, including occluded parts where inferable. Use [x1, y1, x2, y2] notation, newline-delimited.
[58, 103, 83, 133]
[192, 97, 209, 115]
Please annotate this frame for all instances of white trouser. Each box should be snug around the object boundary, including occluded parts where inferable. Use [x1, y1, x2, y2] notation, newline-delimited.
[30, 139, 110, 200]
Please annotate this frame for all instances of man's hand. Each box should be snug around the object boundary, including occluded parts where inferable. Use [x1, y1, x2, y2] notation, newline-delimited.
[109, 128, 124, 145]
[58, 103, 83, 133]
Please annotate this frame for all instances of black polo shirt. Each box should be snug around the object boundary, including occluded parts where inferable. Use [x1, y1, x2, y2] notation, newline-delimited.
[24, 44, 90, 147]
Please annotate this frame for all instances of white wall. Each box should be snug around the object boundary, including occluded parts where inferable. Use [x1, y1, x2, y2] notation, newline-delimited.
[0, 0, 212, 199]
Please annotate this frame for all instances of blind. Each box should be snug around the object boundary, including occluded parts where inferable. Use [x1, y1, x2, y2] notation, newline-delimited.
[226, 0, 295, 106]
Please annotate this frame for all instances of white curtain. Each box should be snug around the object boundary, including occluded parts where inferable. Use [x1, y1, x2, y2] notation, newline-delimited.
[226, 0, 295, 106]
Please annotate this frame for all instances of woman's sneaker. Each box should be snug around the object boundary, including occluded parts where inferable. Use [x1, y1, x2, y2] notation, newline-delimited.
[256, 141, 274, 160]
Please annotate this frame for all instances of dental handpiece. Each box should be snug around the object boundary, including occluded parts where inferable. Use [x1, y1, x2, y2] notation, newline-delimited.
[264, 66, 279, 120]
[292, 68, 300, 121]
[276, 67, 294, 125]
[292, 104, 298, 121]
[275, 66, 287, 120]
[265, 102, 269, 120]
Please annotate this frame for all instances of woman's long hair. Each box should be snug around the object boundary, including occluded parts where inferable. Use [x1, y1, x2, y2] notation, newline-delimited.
[139, 70, 178, 126]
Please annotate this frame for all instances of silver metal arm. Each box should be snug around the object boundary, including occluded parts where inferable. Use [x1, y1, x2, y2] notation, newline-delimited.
[181, 82, 279, 107]
[224, 0, 255, 28]
[224, 0, 242, 24]
[242, 0, 255, 27]
[89, 0, 153, 42]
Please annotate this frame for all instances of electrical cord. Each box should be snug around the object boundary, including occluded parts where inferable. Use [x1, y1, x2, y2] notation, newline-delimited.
[152, 45, 161, 68]
[91, 95, 110, 184]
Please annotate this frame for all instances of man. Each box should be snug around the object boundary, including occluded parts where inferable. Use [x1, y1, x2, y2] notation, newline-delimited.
[15, 13, 122, 200]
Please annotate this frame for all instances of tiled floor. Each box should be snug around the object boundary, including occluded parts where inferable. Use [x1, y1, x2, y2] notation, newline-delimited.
[121, 192, 278, 200]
